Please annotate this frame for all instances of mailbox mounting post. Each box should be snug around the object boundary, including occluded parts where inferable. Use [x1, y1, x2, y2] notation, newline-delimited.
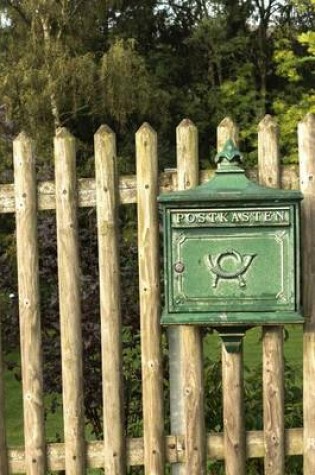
[217, 327, 247, 353]
[158, 140, 303, 351]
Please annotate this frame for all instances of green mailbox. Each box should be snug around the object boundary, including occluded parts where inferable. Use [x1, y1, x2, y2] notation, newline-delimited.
[158, 140, 303, 329]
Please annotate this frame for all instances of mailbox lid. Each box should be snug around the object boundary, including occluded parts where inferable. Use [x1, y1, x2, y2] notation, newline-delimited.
[158, 167, 303, 205]
[158, 140, 302, 206]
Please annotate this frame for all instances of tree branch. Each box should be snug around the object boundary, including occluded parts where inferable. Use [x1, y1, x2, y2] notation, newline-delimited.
[5, 0, 31, 26]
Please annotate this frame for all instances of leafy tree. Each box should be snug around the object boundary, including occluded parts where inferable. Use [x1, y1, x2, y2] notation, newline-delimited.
[0, 0, 163, 169]
[271, 0, 315, 161]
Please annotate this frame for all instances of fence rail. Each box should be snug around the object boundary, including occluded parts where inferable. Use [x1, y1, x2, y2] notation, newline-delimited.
[3, 428, 304, 472]
[0, 167, 300, 214]
[0, 114, 314, 474]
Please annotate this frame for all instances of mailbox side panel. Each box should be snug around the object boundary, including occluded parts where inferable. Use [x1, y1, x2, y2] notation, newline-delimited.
[294, 202, 302, 315]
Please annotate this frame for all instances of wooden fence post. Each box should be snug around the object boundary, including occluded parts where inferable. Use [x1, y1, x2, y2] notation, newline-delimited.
[258, 115, 285, 475]
[169, 119, 206, 475]
[94, 125, 126, 474]
[54, 128, 85, 475]
[13, 132, 46, 474]
[217, 117, 239, 151]
[298, 113, 315, 475]
[218, 118, 246, 475]
[136, 123, 165, 474]
[222, 343, 246, 475]
[0, 319, 8, 474]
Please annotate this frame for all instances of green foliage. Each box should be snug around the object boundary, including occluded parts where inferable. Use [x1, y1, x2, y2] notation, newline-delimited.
[273, 94, 315, 162]
[274, 41, 302, 82]
[100, 39, 153, 127]
[0, 216, 19, 353]
[299, 30, 315, 55]
[0, 1, 167, 166]
[0, 0, 314, 165]
[271, 0, 315, 162]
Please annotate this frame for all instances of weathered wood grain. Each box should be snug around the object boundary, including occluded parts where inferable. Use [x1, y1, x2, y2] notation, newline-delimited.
[54, 128, 85, 474]
[168, 121, 192, 475]
[258, 115, 281, 187]
[13, 132, 46, 474]
[258, 115, 285, 475]
[181, 325, 206, 474]
[222, 343, 246, 475]
[0, 167, 300, 214]
[299, 113, 315, 475]
[94, 125, 125, 474]
[136, 123, 164, 474]
[217, 118, 246, 475]
[262, 328, 284, 473]
[217, 117, 239, 151]
[169, 119, 206, 475]
[6, 428, 304, 472]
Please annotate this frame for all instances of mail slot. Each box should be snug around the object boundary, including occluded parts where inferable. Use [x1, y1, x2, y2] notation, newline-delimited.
[158, 140, 303, 326]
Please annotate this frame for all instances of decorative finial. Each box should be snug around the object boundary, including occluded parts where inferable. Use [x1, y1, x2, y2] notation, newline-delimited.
[215, 139, 243, 166]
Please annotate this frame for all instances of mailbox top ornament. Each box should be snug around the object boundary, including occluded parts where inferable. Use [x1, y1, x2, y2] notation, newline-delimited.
[158, 139, 302, 204]
[214, 138, 243, 166]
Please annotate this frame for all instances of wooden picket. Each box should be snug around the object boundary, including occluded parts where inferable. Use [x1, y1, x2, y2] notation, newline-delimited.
[94, 125, 126, 474]
[0, 114, 313, 474]
[217, 118, 246, 475]
[13, 132, 46, 474]
[222, 343, 246, 475]
[136, 123, 165, 474]
[258, 116, 285, 475]
[298, 113, 315, 475]
[54, 128, 85, 474]
[169, 119, 206, 475]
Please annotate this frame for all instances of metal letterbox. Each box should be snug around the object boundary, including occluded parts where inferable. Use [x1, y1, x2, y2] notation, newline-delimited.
[158, 140, 303, 326]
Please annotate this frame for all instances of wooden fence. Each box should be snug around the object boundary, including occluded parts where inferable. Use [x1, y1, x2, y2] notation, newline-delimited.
[0, 114, 314, 474]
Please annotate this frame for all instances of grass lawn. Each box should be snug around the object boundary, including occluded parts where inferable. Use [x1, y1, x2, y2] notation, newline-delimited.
[204, 324, 303, 370]
[3, 353, 103, 474]
[4, 353, 64, 447]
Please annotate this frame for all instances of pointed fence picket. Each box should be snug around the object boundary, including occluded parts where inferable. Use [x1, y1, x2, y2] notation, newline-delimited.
[13, 133, 46, 475]
[136, 123, 165, 474]
[54, 128, 85, 474]
[298, 113, 315, 475]
[0, 115, 313, 474]
[217, 118, 246, 475]
[94, 125, 126, 474]
[258, 116, 285, 475]
[169, 119, 206, 475]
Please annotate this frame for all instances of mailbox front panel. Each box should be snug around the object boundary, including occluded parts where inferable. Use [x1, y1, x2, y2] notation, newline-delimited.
[165, 205, 299, 317]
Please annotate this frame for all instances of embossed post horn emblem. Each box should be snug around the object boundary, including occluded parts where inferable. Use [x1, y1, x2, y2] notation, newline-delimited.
[206, 249, 256, 288]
